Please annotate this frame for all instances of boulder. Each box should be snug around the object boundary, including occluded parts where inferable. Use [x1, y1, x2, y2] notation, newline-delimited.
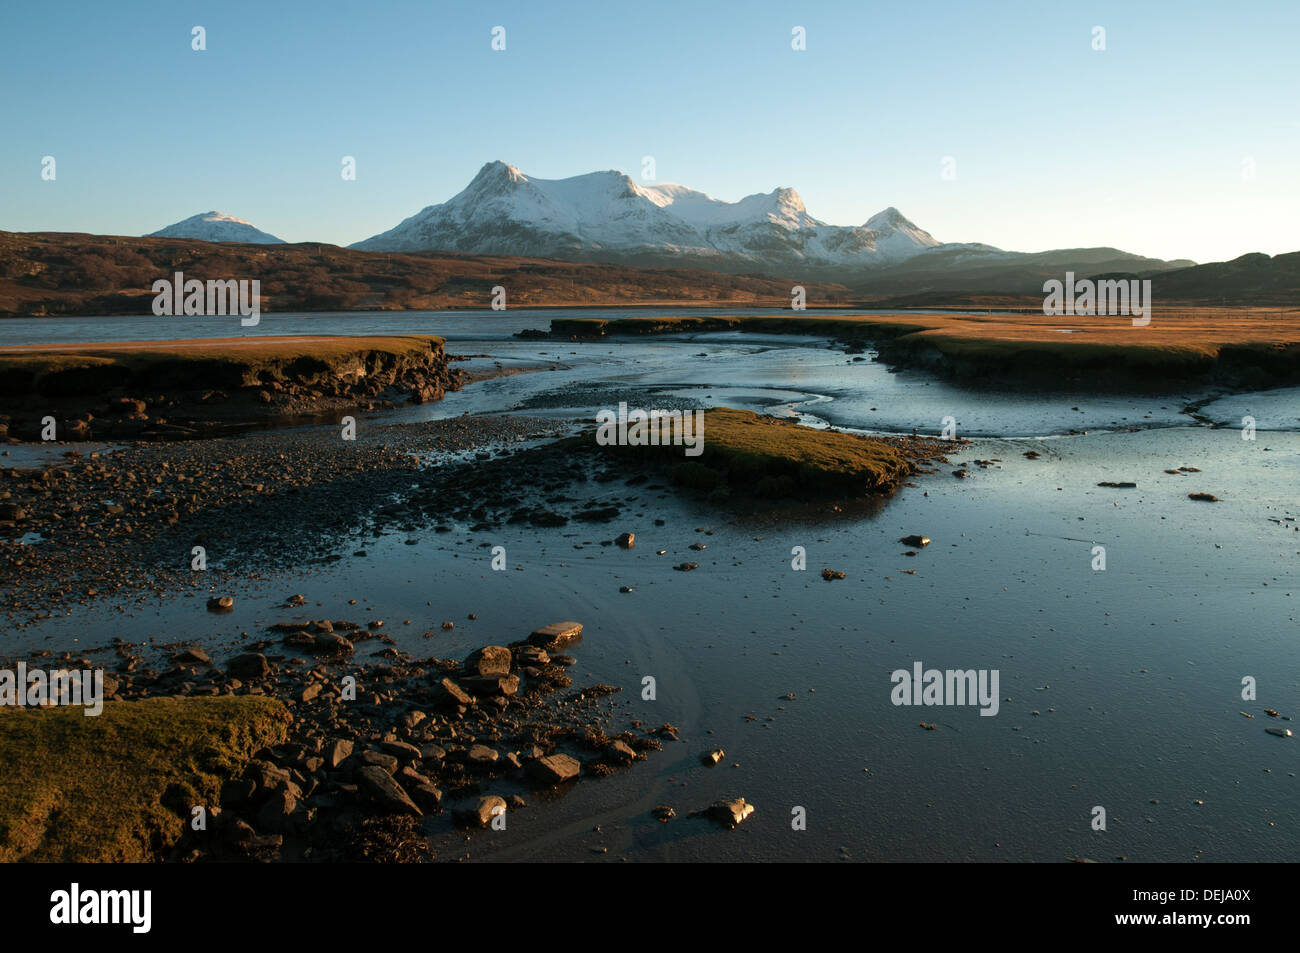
[464, 645, 512, 677]
[345, 750, 399, 777]
[436, 677, 474, 706]
[528, 621, 583, 651]
[226, 652, 270, 680]
[464, 674, 520, 697]
[356, 765, 422, 816]
[528, 753, 581, 785]
[220, 778, 257, 808]
[325, 738, 354, 769]
[380, 740, 423, 763]
[256, 789, 298, 834]
[456, 795, 507, 828]
[706, 797, 755, 827]
[176, 647, 211, 665]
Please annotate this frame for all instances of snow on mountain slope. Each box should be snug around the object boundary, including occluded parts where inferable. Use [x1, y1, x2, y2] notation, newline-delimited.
[147, 211, 285, 244]
[351, 161, 942, 270]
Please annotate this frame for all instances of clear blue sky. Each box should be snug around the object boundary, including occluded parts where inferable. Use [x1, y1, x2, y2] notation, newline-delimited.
[3, 0, 1296, 263]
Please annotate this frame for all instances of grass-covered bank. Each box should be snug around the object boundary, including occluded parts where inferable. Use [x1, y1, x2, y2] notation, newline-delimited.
[546, 311, 1300, 390]
[592, 407, 948, 499]
[0, 334, 462, 440]
[0, 334, 447, 397]
[0, 695, 291, 862]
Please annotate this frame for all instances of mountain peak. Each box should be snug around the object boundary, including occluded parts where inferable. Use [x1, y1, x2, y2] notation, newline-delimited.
[351, 163, 938, 264]
[469, 160, 527, 189]
[146, 211, 284, 244]
[865, 207, 907, 230]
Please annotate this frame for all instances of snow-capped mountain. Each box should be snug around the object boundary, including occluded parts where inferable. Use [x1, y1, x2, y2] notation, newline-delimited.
[146, 211, 285, 244]
[351, 161, 942, 271]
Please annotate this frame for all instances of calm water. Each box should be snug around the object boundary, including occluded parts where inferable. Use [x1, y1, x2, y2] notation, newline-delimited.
[4, 311, 1298, 862]
[0, 307, 982, 347]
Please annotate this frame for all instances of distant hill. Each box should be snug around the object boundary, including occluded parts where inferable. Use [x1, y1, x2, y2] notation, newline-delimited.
[849, 245, 1197, 297]
[146, 211, 285, 244]
[0, 231, 850, 317]
[1137, 252, 1300, 305]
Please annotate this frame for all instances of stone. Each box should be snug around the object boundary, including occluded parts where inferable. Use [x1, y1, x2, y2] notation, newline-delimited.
[615, 532, 635, 548]
[516, 645, 550, 665]
[220, 778, 257, 807]
[325, 738, 354, 769]
[299, 682, 322, 702]
[528, 621, 584, 650]
[227, 652, 270, 680]
[607, 740, 637, 765]
[419, 743, 447, 763]
[456, 795, 507, 828]
[256, 789, 298, 834]
[467, 744, 500, 768]
[898, 535, 931, 547]
[464, 674, 520, 697]
[464, 645, 512, 677]
[410, 782, 444, 810]
[437, 677, 474, 706]
[706, 797, 755, 827]
[356, 765, 423, 816]
[312, 631, 354, 655]
[346, 750, 399, 777]
[380, 740, 423, 763]
[176, 647, 211, 665]
[528, 753, 581, 785]
[206, 596, 234, 613]
[0, 502, 27, 521]
[701, 748, 725, 766]
[245, 761, 291, 796]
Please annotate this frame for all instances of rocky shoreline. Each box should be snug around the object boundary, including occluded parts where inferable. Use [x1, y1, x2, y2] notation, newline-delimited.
[86, 617, 667, 862]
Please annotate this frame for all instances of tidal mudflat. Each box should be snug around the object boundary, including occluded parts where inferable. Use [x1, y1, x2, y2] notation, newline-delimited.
[2, 313, 1296, 862]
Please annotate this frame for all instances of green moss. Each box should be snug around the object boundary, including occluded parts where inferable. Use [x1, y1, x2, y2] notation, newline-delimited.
[605, 407, 926, 498]
[0, 695, 291, 862]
